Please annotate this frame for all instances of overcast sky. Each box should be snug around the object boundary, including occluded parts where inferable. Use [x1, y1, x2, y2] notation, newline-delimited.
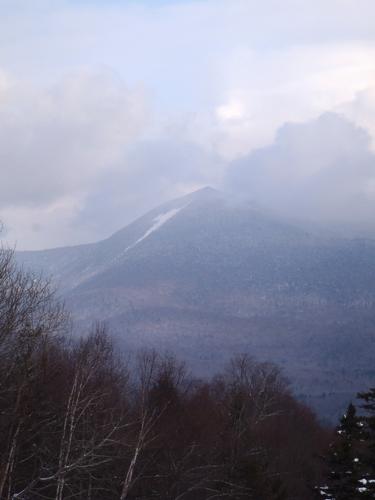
[1, 0, 375, 249]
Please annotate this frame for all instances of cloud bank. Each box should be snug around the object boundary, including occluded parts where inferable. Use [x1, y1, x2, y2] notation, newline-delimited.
[0, 0, 375, 248]
[226, 113, 375, 233]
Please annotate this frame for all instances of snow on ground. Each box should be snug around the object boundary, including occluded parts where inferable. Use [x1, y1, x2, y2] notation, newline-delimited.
[122, 205, 186, 256]
[132, 207, 183, 247]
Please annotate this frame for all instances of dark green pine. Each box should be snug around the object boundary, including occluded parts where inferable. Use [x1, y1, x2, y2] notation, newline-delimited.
[357, 388, 375, 497]
[319, 403, 364, 500]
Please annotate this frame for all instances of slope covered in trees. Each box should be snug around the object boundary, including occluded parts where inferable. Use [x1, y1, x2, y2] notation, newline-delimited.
[0, 244, 330, 499]
[17, 188, 375, 422]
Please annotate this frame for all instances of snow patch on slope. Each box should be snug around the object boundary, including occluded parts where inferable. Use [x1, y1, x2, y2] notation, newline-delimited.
[132, 207, 183, 247]
[122, 205, 186, 256]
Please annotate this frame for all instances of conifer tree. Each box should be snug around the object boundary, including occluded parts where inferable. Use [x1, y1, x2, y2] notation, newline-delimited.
[356, 388, 375, 497]
[318, 403, 363, 500]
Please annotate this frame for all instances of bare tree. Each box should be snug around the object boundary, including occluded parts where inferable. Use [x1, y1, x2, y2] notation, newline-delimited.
[0, 243, 66, 499]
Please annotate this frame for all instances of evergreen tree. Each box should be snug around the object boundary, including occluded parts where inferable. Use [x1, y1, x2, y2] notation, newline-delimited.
[318, 403, 363, 500]
[356, 388, 375, 497]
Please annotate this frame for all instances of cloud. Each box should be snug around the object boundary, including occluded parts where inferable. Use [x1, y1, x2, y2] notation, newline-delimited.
[0, 69, 149, 209]
[207, 43, 375, 159]
[225, 113, 375, 232]
[73, 139, 224, 240]
[1, 0, 375, 248]
[338, 87, 375, 151]
[1, 197, 85, 251]
[1, 132, 221, 249]
[0, 69, 150, 248]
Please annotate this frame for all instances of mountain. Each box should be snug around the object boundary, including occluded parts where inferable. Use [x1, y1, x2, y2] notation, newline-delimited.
[17, 187, 375, 422]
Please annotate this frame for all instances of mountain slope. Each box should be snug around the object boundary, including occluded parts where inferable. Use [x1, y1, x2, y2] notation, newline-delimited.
[17, 187, 375, 422]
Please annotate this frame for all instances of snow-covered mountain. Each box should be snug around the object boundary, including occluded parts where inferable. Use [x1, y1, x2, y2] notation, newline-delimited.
[17, 187, 375, 422]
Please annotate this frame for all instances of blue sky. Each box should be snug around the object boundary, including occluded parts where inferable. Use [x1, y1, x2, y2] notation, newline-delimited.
[1, 0, 375, 248]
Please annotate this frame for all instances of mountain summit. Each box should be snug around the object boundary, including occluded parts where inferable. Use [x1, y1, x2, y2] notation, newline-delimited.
[17, 188, 375, 421]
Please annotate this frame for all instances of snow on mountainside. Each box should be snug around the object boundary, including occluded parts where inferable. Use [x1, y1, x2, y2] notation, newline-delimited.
[15, 187, 375, 422]
[130, 206, 186, 247]
[16, 190, 197, 290]
[120, 205, 188, 257]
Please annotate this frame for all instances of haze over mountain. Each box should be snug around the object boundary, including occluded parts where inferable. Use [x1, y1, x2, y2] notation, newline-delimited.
[17, 187, 375, 422]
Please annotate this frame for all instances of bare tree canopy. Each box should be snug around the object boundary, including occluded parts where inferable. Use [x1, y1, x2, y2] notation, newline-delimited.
[0, 246, 329, 499]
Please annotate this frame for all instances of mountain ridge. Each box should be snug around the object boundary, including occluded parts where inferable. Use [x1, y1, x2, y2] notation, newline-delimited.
[16, 187, 375, 422]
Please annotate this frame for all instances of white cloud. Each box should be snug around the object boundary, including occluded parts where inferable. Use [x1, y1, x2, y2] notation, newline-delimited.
[216, 100, 246, 121]
[338, 87, 375, 151]
[1, 70, 149, 207]
[0, 69, 150, 248]
[205, 43, 375, 159]
[1, 196, 85, 251]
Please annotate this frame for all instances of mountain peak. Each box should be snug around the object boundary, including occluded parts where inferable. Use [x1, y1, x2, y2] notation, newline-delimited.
[187, 186, 222, 202]
[194, 185, 219, 194]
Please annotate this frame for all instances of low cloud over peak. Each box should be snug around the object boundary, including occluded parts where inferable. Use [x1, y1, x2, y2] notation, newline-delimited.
[1, 1, 375, 248]
[225, 113, 375, 232]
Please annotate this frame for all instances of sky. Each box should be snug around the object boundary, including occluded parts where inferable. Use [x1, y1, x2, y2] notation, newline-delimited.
[1, 0, 375, 249]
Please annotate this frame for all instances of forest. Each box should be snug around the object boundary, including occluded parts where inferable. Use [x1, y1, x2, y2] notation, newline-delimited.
[1, 244, 375, 500]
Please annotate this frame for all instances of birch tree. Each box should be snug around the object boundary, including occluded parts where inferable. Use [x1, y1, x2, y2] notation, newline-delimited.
[0, 244, 65, 499]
